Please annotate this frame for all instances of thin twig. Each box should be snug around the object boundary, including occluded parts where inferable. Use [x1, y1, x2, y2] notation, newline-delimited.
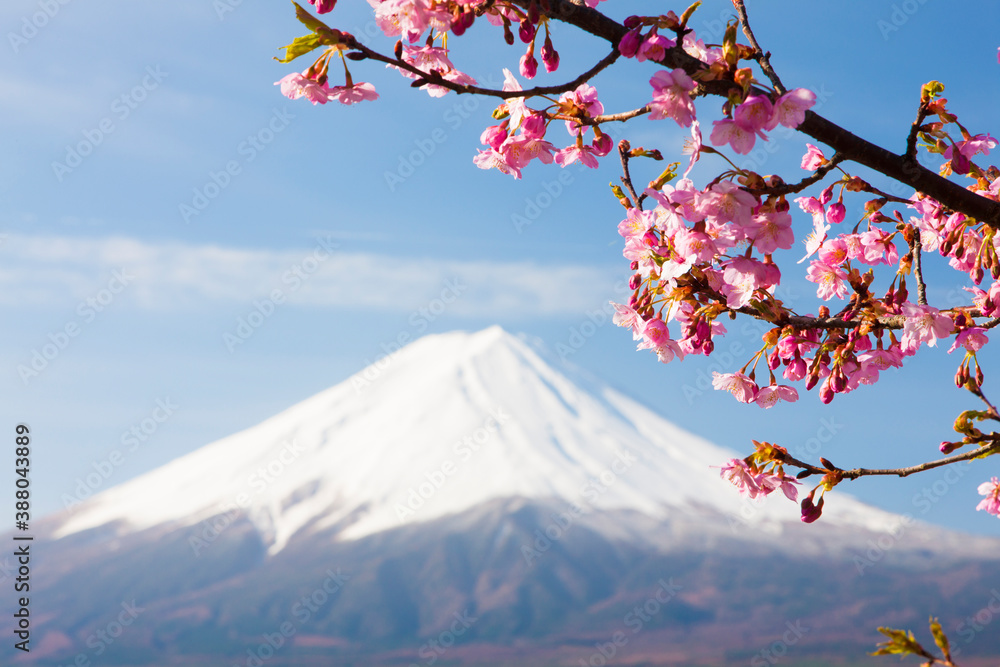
[782, 438, 1000, 480]
[731, 0, 785, 95]
[910, 228, 928, 305]
[618, 140, 642, 210]
[349, 39, 620, 100]
[745, 154, 845, 197]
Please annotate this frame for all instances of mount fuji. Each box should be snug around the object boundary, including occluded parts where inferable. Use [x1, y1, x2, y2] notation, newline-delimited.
[10, 327, 1000, 666]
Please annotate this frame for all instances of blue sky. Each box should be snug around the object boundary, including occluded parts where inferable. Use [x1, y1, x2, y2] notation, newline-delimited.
[3, 0, 999, 535]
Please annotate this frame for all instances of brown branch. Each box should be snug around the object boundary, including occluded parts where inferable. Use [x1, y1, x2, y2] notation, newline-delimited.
[733, 306, 906, 332]
[746, 154, 845, 197]
[348, 37, 620, 100]
[618, 140, 642, 210]
[504, 0, 1000, 227]
[731, 0, 786, 95]
[910, 228, 928, 305]
[783, 437, 1000, 480]
[592, 106, 650, 124]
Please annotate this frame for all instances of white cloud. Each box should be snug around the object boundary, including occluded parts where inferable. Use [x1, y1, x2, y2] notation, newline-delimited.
[0, 234, 623, 317]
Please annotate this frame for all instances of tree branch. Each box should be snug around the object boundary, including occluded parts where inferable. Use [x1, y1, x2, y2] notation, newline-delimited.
[504, 0, 1000, 227]
[348, 36, 620, 100]
[782, 437, 1000, 480]
[731, 0, 786, 95]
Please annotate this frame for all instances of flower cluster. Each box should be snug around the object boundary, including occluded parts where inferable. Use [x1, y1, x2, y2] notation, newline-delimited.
[274, 2, 1000, 522]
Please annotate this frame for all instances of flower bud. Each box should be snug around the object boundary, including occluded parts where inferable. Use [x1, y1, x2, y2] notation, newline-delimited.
[826, 202, 846, 224]
[541, 37, 559, 73]
[519, 20, 535, 43]
[939, 441, 962, 455]
[629, 273, 641, 290]
[519, 52, 538, 79]
[818, 382, 834, 404]
[618, 27, 642, 58]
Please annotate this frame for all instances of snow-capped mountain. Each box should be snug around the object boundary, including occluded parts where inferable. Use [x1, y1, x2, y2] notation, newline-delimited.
[13, 327, 1000, 666]
[55, 326, 908, 554]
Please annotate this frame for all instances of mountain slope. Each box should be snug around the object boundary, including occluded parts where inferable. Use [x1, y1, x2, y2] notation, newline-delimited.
[51, 326, 916, 556]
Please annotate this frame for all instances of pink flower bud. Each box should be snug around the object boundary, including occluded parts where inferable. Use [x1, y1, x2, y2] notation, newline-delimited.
[618, 27, 642, 58]
[826, 202, 846, 224]
[519, 52, 538, 79]
[800, 495, 824, 523]
[592, 133, 613, 156]
[541, 38, 560, 73]
[519, 20, 535, 43]
[819, 184, 834, 205]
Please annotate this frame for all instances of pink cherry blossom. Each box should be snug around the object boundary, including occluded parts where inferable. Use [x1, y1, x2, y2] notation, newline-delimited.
[717, 458, 762, 499]
[558, 84, 604, 135]
[772, 88, 816, 128]
[636, 31, 676, 63]
[797, 201, 830, 263]
[900, 303, 954, 350]
[710, 118, 757, 154]
[758, 472, 801, 500]
[681, 120, 703, 178]
[554, 142, 600, 169]
[611, 301, 644, 339]
[329, 82, 379, 105]
[977, 477, 1000, 517]
[649, 69, 697, 127]
[754, 384, 799, 409]
[734, 95, 776, 133]
[712, 371, 759, 403]
[801, 144, 826, 170]
[947, 327, 988, 354]
[806, 260, 849, 301]
[752, 210, 794, 254]
[698, 181, 757, 227]
[275, 72, 331, 105]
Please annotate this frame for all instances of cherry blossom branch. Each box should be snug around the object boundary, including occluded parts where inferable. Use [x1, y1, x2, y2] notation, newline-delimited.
[506, 0, 1000, 226]
[910, 229, 929, 305]
[782, 437, 1000, 480]
[592, 106, 651, 124]
[731, 0, 786, 95]
[618, 140, 643, 210]
[732, 306, 906, 331]
[745, 154, 845, 197]
[348, 36, 620, 99]
[905, 97, 932, 163]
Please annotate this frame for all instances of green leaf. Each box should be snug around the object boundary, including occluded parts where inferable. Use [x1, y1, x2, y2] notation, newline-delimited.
[929, 617, 952, 663]
[292, 0, 333, 33]
[275, 33, 323, 64]
[871, 627, 926, 657]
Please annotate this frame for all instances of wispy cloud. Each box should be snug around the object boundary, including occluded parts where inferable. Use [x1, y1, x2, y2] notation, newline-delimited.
[0, 234, 622, 317]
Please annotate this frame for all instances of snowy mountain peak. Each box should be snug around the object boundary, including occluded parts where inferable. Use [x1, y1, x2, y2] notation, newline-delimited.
[52, 327, 904, 555]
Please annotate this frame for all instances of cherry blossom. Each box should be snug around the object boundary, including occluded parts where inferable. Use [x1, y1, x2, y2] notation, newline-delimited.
[977, 477, 1000, 517]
